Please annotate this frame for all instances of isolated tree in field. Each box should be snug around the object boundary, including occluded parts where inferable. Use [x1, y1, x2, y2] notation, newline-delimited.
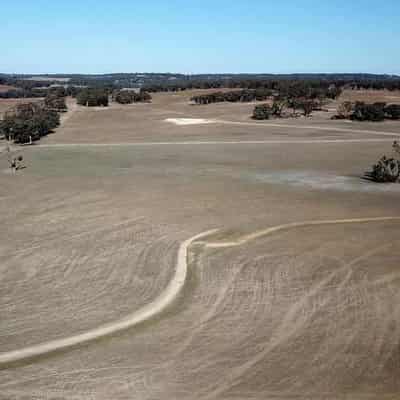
[365, 141, 400, 183]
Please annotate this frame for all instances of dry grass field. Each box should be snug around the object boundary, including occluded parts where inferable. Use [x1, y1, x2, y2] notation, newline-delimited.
[340, 88, 400, 104]
[0, 90, 400, 399]
[0, 98, 43, 118]
[0, 84, 17, 93]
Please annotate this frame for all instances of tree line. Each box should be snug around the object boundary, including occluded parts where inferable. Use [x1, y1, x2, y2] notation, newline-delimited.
[2, 74, 400, 101]
[191, 89, 273, 104]
[333, 102, 400, 122]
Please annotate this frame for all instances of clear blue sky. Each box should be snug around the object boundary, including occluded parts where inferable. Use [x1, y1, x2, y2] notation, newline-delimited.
[1, 0, 399, 75]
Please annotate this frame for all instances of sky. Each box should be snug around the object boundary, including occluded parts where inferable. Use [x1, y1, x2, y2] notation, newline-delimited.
[1, 0, 399, 75]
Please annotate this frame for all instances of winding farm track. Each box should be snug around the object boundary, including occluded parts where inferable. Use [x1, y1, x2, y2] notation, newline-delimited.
[0, 229, 217, 366]
[1, 217, 399, 368]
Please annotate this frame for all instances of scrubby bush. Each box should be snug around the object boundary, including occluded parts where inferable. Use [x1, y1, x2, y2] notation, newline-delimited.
[271, 99, 285, 117]
[351, 102, 386, 121]
[297, 98, 315, 116]
[77, 88, 109, 107]
[333, 101, 400, 122]
[252, 104, 272, 120]
[333, 101, 354, 119]
[365, 142, 400, 183]
[385, 104, 400, 120]
[366, 156, 400, 182]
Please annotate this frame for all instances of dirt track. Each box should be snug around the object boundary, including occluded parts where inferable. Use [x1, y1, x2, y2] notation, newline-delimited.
[1, 91, 400, 399]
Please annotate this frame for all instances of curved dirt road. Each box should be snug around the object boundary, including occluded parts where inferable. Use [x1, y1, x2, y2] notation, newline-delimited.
[1, 217, 399, 367]
[0, 229, 217, 365]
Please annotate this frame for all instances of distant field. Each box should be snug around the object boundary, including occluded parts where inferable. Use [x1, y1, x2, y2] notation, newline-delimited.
[340, 89, 400, 104]
[23, 76, 71, 82]
[0, 84, 17, 93]
[0, 97, 43, 118]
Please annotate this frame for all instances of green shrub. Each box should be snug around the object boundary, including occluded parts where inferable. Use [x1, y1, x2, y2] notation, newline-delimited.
[252, 104, 272, 120]
[351, 102, 386, 121]
[385, 104, 400, 120]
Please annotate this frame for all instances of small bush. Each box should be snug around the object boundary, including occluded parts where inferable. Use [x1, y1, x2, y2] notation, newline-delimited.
[351, 102, 386, 122]
[365, 142, 400, 183]
[385, 104, 400, 120]
[252, 104, 272, 120]
[334, 101, 354, 119]
[365, 156, 400, 182]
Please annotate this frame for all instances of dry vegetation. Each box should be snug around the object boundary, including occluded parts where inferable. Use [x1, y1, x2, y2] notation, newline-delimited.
[0, 84, 17, 93]
[0, 97, 43, 118]
[340, 88, 400, 104]
[1, 90, 400, 399]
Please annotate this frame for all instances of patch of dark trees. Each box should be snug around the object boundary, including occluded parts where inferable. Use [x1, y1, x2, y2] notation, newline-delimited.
[0, 90, 67, 144]
[191, 82, 343, 107]
[76, 88, 109, 107]
[333, 102, 400, 122]
[191, 89, 273, 105]
[0, 102, 60, 144]
[252, 98, 318, 120]
[113, 90, 152, 104]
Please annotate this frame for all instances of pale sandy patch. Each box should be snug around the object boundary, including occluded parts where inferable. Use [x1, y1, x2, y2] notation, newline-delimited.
[165, 118, 216, 125]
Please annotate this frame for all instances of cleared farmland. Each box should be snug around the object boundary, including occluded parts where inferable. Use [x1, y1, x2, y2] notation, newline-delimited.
[0, 91, 399, 399]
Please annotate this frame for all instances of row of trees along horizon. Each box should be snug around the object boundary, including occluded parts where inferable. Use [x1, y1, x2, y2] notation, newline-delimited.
[2, 74, 400, 99]
[1, 76, 400, 145]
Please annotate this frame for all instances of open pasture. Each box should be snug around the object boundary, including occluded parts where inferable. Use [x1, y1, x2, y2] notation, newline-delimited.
[1, 90, 400, 399]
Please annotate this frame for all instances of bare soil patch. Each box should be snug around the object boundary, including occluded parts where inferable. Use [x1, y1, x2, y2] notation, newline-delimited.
[0, 84, 17, 93]
[1, 91, 400, 399]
